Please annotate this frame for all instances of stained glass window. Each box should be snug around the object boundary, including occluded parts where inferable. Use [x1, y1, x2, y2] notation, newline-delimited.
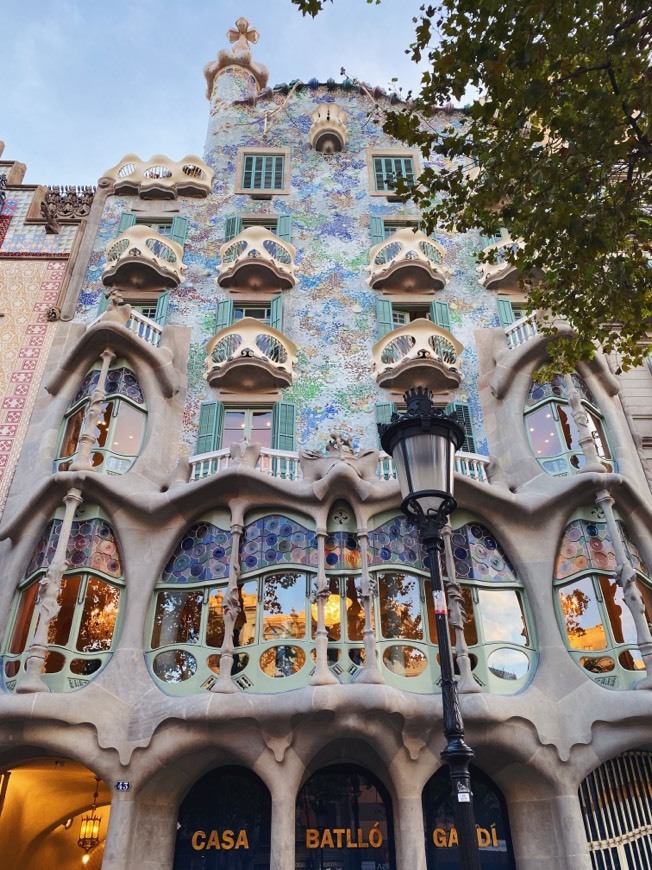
[160, 522, 232, 584]
[240, 515, 317, 573]
[25, 518, 123, 579]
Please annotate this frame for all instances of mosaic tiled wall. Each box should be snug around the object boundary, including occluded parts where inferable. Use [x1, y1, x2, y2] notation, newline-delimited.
[0, 189, 76, 255]
[74, 82, 507, 457]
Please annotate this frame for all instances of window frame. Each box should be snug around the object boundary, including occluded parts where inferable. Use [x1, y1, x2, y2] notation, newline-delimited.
[367, 148, 420, 197]
[235, 148, 291, 196]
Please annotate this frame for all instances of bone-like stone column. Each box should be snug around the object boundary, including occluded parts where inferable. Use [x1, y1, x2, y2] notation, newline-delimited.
[311, 530, 338, 685]
[395, 793, 427, 870]
[356, 531, 383, 684]
[564, 374, 605, 474]
[595, 488, 652, 688]
[16, 487, 83, 693]
[269, 784, 296, 870]
[211, 521, 243, 693]
[69, 347, 116, 472]
[442, 524, 481, 694]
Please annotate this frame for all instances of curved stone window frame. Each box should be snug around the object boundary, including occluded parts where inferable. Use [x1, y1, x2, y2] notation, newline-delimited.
[524, 373, 612, 477]
[554, 510, 651, 690]
[54, 359, 147, 476]
[2, 511, 124, 693]
[368, 510, 536, 695]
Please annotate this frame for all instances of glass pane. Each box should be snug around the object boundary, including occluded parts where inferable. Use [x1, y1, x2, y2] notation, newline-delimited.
[259, 645, 305, 677]
[44, 650, 66, 673]
[251, 410, 272, 448]
[222, 410, 247, 448]
[150, 590, 203, 648]
[93, 401, 112, 448]
[70, 658, 102, 675]
[76, 578, 120, 652]
[262, 573, 306, 640]
[48, 575, 82, 646]
[383, 644, 428, 677]
[206, 587, 225, 648]
[310, 577, 341, 641]
[8, 582, 39, 654]
[345, 576, 366, 641]
[618, 649, 645, 671]
[379, 572, 423, 640]
[153, 649, 197, 683]
[59, 406, 85, 459]
[581, 655, 615, 673]
[235, 580, 258, 647]
[527, 405, 563, 458]
[110, 402, 145, 456]
[599, 575, 637, 645]
[557, 405, 581, 452]
[558, 578, 607, 650]
[478, 589, 528, 645]
[487, 648, 530, 680]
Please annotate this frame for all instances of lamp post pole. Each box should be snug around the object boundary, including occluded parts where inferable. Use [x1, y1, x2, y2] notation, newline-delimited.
[379, 387, 481, 870]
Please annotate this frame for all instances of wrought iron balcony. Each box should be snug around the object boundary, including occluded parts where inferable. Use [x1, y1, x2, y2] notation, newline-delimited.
[102, 225, 186, 293]
[103, 153, 214, 198]
[477, 237, 523, 290]
[309, 103, 348, 153]
[371, 318, 463, 391]
[204, 317, 297, 391]
[367, 228, 448, 293]
[217, 226, 297, 293]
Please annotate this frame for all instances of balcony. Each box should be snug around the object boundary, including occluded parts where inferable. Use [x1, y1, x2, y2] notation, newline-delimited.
[102, 225, 186, 293]
[217, 226, 296, 293]
[505, 313, 539, 349]
[371, 319, 463, 392]
[478, 237, 523, 290]
[367, 228, 448, 293]
[204, 317, 297, 392]
[102, 154, 214, 198]
[309, 103, 348, 153]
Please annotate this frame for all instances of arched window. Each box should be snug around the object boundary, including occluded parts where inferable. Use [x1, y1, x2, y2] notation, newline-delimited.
[55, 361, 147, 475]
[2, 510, 124, 692]
[554, 509, 652, 689]
[524, 373, 611, 476]
[368, 512, 534, 694]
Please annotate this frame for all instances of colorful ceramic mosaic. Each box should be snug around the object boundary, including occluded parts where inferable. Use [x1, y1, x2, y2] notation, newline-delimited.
[451, 523, 518, 583]
[555, 519, 648, 580]
[0, 189, 76, 255]
[526, 373, 597, 409]
[26, 518, 123, 579]
[240, 515, 318, 573]
[324, 531, 362, 571]
[368, 516, 424, 567]
[161, 522, 232, 583]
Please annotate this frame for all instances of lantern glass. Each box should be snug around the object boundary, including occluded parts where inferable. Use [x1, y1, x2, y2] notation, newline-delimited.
[393, 429, 455, 515]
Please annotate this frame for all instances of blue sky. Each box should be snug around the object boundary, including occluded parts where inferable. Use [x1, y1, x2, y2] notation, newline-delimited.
[2, 0, 425, 186]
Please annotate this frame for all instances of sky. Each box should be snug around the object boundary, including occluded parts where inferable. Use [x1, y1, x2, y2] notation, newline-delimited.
[2, 0, 426, 187]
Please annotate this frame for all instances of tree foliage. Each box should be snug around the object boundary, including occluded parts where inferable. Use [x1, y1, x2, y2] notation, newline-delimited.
[293, 0, 652, 373]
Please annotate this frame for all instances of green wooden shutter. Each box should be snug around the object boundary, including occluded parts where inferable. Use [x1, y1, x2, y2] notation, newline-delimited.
[276, 214, 292, 241]
[431, 300, 451, 331]
[376, 299, 394, 339]
[97, 291, 110, 316]
[269, 295, 283, 332]
[215, 299, 234, 332]
[370, 215, 385, 246]
[272, 402, 296, 451]
[225, 216, 243, 241]
[196, 401, 224, 454]
[375, 402, 397, 426]
[118, 212, 136, 233]
[154, 290, 170, 326]
[497, 298, 515, 328]
[445, 402, 476, 453]
[170, 216, 189, 246]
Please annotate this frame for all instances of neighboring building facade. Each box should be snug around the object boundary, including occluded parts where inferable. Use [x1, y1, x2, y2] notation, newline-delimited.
[1, 19, 652, 870]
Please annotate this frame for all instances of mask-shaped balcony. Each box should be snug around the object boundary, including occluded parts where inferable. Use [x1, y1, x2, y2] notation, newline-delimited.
[217, 226, 296, 293]
[478, 237, 524, 290]
[309, 103, 348, 153]
[102, 153, 214, 198]
[205, 317, 298, 392]
[367, 228, 448, 293]
[371, 319, 463, 391]
[102, 225, 186, 293]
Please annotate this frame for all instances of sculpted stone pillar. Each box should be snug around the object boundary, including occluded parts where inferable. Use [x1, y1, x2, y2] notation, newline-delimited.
[16, 487, 83, 693]
[395, 792, 427, 870]
[508, 788, 591, 870]
[356, 531, 383, 684]
[101, 790, 178, 870]
[269, 782, 296, 870]
[442, 524, 481, 694]
[69, 347, 116, 472]
[595, 488, 652, 688]
[311, 530, 338, 685]
[564, 374, 605, 474]
[211, 521, 243, 693]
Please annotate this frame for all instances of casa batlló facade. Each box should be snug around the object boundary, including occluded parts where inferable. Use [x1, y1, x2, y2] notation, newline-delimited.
[1, 17, 652, 870]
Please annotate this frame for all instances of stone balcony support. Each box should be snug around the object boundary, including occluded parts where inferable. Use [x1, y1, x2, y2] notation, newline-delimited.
[371, 318, 463, 392]
[102, 225, 186, 293]
[478, 237, 524, 290]
[367, 228, 448, 293]
[217, 226, 297, 293]
[205, 317, 297, 392]
[102, 154, 214, 198]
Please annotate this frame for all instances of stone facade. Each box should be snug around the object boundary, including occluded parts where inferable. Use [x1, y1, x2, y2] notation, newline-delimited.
[1, 22, 652, 870]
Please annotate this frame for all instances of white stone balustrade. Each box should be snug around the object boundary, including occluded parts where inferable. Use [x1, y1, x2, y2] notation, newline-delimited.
[371, 318, 463, 391]
[102, 225, 186, 291]
[477, 237, 523, 289]
[126, 309, 163, 348]
[204, 317, 297, 390]
[309, 103, 348, 153]
[367, 228, 448, 292]
[217, 226, 296, 291]
[505, 313, 539, 349]
[102, 153, 214, 198]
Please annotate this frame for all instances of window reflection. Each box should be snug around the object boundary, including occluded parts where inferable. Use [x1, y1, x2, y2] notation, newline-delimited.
[379, 572, 423, 640]
[262, 572, 306, 640]
[478, 589, 528, 645]
[559, 578, 608, 650]
[76, 578, 120, 652]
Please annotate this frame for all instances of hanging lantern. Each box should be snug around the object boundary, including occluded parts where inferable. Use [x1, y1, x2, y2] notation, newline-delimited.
[78, 776, 102, 858]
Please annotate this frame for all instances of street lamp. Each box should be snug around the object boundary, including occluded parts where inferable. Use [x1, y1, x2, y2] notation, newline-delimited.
[379, 386, 481, 870]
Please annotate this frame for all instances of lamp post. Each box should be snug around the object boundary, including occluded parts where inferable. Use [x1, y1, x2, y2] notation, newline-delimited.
[379, 386, 481, 870]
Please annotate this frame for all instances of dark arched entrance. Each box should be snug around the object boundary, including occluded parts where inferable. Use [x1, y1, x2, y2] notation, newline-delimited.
[295, 763, 396, 869]
[174, 766, 271, 868]
[423, 765, 515, 868]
